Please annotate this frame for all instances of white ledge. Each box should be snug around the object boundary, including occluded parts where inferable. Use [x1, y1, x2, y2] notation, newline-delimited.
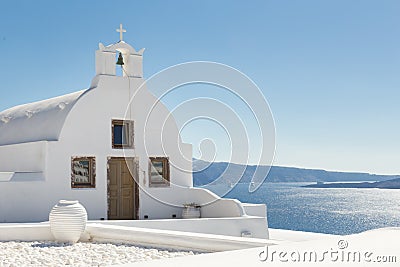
[0, 172, 14, 182]
[0, 172, 45, 182]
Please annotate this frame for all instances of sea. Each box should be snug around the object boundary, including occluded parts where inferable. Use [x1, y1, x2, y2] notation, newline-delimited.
[205, 182, 400, 235]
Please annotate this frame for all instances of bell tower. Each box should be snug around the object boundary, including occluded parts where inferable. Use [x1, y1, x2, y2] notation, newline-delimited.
[95, 24, 145, 78]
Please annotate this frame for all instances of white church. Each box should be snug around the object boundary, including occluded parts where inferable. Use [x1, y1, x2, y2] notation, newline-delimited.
[0, 26, 268, 238]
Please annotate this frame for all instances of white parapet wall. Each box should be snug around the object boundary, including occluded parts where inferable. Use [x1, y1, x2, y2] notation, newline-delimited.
[0, 223, 53, 241]
[86, 224, 276, 252]
[94, 216, 269, 239]
[242, 203, 267, 217]
[138, 187, 247, 220]
[0, 222, 277, 252]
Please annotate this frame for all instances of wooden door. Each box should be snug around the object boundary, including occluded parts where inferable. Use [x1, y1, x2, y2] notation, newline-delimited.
[108, 158, 139, 220]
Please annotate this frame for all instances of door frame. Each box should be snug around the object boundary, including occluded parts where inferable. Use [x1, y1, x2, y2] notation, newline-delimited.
[107, 157, 139, 220]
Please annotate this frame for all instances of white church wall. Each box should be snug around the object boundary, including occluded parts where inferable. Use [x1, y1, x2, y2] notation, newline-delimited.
[0, 141, 47, 172]
[42, 74, 195, 220]
[48, 139, 108, 213]
[95, 50, 116, 76]
[179, 143, 193, 187]
[138, 189, 185, 220]
[0, 140, 54, 222]
[0, 181, 53, 222]
[128, 54, 143, 78]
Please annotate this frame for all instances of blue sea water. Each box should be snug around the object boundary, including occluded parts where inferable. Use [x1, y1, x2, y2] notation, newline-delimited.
[206, 182, 400, 235]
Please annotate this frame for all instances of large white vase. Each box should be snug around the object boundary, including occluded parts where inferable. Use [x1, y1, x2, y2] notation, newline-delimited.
[49, 200, 87, 243]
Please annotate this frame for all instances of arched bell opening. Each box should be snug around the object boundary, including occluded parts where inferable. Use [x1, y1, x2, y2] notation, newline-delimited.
[95, 41, 143, 78]
[115, 51, 125, 77]
[115, 49, 129, 77]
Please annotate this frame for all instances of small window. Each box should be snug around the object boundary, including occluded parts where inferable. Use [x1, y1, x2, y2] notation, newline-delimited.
[71, 157, 96, 188]
[149, 157, 170, 187]
[112, 119, 134, 149]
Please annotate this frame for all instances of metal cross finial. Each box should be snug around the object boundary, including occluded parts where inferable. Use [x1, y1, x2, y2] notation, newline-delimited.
[116, 24, 126, 41]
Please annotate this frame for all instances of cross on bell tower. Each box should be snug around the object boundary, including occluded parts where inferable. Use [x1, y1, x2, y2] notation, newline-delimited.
[116, 24, 126, 42]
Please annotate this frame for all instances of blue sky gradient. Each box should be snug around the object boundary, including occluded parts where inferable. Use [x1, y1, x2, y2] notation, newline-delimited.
[0, 1, 399, 174]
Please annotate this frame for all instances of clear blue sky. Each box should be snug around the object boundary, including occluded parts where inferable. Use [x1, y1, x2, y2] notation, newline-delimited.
[0, 1, 399, 174]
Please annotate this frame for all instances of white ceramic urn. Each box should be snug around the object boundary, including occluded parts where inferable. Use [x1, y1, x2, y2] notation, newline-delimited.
[49, 200, 87, 243]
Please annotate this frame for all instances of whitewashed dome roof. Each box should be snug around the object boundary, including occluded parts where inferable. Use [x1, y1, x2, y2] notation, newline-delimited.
[0, 90, 88, 146]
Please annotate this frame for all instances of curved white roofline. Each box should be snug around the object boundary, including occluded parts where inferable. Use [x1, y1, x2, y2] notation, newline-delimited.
[0, 89, 90, 146]
[99, 41, 145, 56]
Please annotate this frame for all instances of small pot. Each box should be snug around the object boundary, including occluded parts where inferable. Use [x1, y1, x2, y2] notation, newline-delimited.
[182, 206, 201, 219]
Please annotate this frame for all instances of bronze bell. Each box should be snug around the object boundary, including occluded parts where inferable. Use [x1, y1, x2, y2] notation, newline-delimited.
[116, 52, 124, 66]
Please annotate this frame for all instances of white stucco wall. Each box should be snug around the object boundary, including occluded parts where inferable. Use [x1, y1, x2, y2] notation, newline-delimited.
[0, 141, 47, 172]
[51, 73, 195, 220]
[0, 72, 197, 222]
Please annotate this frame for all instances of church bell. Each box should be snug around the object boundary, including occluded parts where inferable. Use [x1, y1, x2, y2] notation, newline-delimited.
[116, 52, 124, 66]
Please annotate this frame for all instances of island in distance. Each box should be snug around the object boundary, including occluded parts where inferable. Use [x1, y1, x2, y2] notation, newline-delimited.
[303, 178, 400, 189]
[192, 159, 400, 187]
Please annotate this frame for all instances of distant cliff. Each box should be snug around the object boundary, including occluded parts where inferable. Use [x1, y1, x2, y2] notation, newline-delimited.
[192, 159, 400, 186]
[303, 178, 400, 189]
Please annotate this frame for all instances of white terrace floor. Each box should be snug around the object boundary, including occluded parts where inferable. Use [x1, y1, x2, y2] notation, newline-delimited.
[119, 227, 400, 267]
[0, 222, 399, 267]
